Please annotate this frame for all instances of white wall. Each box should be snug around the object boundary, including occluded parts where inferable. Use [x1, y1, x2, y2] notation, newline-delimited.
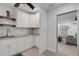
[48, 3, 79, 52]
[39, 8, 48, 53]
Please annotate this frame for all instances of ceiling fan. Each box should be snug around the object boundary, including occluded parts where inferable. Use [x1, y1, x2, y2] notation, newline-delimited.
[14, 3, 35, 10]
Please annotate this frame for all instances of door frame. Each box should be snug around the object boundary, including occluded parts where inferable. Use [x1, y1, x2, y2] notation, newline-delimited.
[56, 10, 78, 55]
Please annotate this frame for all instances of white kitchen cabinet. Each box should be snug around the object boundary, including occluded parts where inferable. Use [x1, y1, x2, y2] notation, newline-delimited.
[0, 42, 3, 56]
[16, 9, 39, 28]
[0, 41, 8, 56]
[0, 36, 34, 56]
[18, 37, 27, 52]
[29, 12, 40, 28]
[18, 36, 33, 52]
[4, 39, 18, 56]
[0, 39, 18, 56]
[16, 10, 30, 27]
[35, 13, 40, 28]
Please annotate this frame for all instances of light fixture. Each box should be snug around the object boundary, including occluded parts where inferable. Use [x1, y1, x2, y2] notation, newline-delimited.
[34, 8, 37, 10]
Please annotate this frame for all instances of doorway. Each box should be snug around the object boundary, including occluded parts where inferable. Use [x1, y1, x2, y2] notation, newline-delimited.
[57, 10, 78, 56]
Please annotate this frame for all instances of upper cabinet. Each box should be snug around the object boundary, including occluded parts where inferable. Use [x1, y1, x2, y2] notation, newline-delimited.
[29, 12, 40, 28]
[16, 10, 30, 27]
[16, 9, 40, 28]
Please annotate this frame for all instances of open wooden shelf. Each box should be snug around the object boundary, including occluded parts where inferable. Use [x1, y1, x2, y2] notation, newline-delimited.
[0, 24, 16, 27]
[0, 15, 16, 20]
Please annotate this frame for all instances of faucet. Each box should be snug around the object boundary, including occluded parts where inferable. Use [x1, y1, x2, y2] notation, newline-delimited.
[6, 28, 10, 37]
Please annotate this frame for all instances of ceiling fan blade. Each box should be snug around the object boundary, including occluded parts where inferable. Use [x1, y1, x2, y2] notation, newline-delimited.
[14, 3, 20, 7]
[26, 3, 35, 10]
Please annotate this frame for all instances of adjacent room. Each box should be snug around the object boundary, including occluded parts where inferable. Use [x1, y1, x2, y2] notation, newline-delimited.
[58, 10, 78, 56]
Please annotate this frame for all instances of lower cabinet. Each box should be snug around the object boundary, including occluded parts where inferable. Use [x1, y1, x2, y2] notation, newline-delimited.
[0, 41, 8, 56]
[0, 36, 34, 56]
[18, 36, 33, 52]
[5, 39, 18, 56]
[0, 39, 18, 56]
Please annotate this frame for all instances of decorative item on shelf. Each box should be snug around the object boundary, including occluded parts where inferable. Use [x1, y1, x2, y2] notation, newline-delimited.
[75, 16, 77, 21]
[6, 11, 9, 17]
[0, 10, 16, 21]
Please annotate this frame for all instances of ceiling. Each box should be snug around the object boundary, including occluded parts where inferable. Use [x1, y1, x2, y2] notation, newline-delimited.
[0, 3, 64, 13]
[58, 11, 77, 24]
[40, 3, 64, 10]
[0, 3, 40, 13]
[18, 3, 40, 13]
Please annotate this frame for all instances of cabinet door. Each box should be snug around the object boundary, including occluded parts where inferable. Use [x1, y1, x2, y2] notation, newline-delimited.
[0, 41, 7, 56]
[16, 10, 29, 27]
[0, 42, 3, 56]
[25, 36, 33, 49]
[18, 36, 33, 52]
[34, 13, 40, 28]
[0, 41, 8, 56]
[18, 37, 26, 52]
[29, 13, 39, 28]
[29, 14, 34, 27]
[5, 39, 18, 56]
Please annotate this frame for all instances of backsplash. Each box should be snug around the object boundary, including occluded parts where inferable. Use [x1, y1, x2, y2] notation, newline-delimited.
[0, 26, 32, 37]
